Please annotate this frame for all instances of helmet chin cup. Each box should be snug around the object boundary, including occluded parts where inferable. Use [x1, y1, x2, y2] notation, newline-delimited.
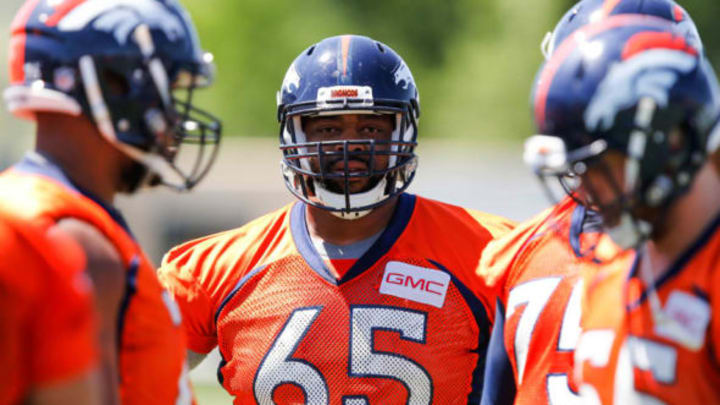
[606, 212, 652, 250]
[313, 178, 388, 220]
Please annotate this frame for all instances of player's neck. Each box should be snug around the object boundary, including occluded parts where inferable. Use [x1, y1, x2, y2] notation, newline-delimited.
[645, 162, 720, 274]
[35, 117, 121, 205]
[305, 197, 398, 246]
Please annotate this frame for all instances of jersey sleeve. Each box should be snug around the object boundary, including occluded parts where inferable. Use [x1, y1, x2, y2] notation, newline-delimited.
[158, 208, 295, 355]
[25, 226, 98, 385]
[465, 210, 516, 240]
[480, 300, 517, 405]
[31, 267, 97, 384]
[158, 250, 219, 354]
[477, 208, 551, 299]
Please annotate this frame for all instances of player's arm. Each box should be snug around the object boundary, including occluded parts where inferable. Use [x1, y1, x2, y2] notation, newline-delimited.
[25, 224, 104, 405]
[159, 246, 221, 370]
[28, 372, 102, 405]
[54, 218, 124, 405]
[481, 300, 517, 405]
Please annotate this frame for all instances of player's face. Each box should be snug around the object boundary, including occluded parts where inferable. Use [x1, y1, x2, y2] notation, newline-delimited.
[303, 114, 395, 194]
[575, 151, 627, 228]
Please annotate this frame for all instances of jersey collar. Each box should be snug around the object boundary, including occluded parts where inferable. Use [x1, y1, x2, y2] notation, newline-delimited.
[628, 211, 720, 307]
[290, 193, 417, 285]
[13, 152, 134, 236]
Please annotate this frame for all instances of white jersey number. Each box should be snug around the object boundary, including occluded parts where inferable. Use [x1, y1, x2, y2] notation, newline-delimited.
[253, 306, 432, 405]
[577, 334, 677, 405]
[506, 277, 583, 405]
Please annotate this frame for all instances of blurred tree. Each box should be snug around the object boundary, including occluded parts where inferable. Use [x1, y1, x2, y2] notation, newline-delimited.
[334, 0, 497, 67]
[183, 0, 501, 139]
[183, 0, 351, 138]
[4, 0, 718, 144]
[683, 0, 720, 67]
[177, 0, 720, 142]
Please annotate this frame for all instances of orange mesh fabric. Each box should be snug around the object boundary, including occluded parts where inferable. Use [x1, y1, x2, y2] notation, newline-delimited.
[577, 218, 720, 404]
[0, 213, 96, 405]
[217, 255, 483, 405]
[0, 169, 192, 405]
[161, 194, 514, 404]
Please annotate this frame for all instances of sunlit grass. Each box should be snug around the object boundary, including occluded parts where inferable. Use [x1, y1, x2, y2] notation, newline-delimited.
[194, 383, 233, 405]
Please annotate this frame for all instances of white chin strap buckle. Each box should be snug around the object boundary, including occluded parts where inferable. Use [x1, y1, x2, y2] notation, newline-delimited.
[313, 178, 388, 221]
[332, 209, 373, 220]
[606, 212, 651, 250]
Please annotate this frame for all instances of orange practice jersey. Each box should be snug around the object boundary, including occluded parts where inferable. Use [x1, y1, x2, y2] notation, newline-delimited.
[0, 154, 192, 405]
[0, 209, 96, 405]
[480, 198, 605, 405]
[576, 215, 720, 405]
[160, 193, 514, 404]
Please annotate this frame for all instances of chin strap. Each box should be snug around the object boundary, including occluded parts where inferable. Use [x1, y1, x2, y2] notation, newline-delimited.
[313, 178, 388, 220]
[606, 212, 651, 250]
[606, 97, 656, 249]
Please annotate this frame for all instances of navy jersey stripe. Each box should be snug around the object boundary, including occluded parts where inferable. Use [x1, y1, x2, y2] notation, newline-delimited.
[628, 212, 720, 308]
[480, 300, 516, 405]
[117, 256, 140, 346]
[290, 193, 416, 285]
[426, 259, 491, 403]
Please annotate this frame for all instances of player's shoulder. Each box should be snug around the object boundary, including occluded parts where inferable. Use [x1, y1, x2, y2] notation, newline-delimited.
[478, 198, 578, 288]
[582, 248, 633, 301]
[0, 167, 105, 224]
[413, 195, 515, 240]
[0, 209, 88, 295]
[161, 202, 296, 283]
[0, 211, 23, 246]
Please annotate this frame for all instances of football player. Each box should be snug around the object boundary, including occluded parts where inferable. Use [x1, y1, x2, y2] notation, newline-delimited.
[159, 34, 514, 404]
[0, 209, 100, 405]
[480, 1, 703, 405]
[529, 14, 720, 405]
[479, 198, 605, 405]
[1, 0, 221, 403]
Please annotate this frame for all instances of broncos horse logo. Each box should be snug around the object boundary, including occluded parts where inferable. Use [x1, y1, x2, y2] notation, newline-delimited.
[584, 33, 698, 132]
[393, 61, 415, 91]
[53, 0, 186, 46]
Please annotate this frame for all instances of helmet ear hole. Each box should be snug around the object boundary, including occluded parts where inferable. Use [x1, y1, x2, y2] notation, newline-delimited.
[100, 68, 131, 97]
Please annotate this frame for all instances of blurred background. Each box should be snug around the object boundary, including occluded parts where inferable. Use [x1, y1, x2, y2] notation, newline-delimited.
[1, 0, 719, 403]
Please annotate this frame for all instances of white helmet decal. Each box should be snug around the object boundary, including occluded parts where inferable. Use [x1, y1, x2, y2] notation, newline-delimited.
[57, 0, 185, 45]
[585, 49, 697, 132]
[393, 61, 415, 90]
[281, 63, 301, 95]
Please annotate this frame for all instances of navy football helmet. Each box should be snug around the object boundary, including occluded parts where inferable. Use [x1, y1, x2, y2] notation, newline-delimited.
[541, 0, 702, 60]
[525, 16, 720, 249]
[277, 35, 420, 219]
[4, 0, 221, 191]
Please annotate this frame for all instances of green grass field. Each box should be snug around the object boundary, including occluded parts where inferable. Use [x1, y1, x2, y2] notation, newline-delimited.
[194, 383, 233, 405]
